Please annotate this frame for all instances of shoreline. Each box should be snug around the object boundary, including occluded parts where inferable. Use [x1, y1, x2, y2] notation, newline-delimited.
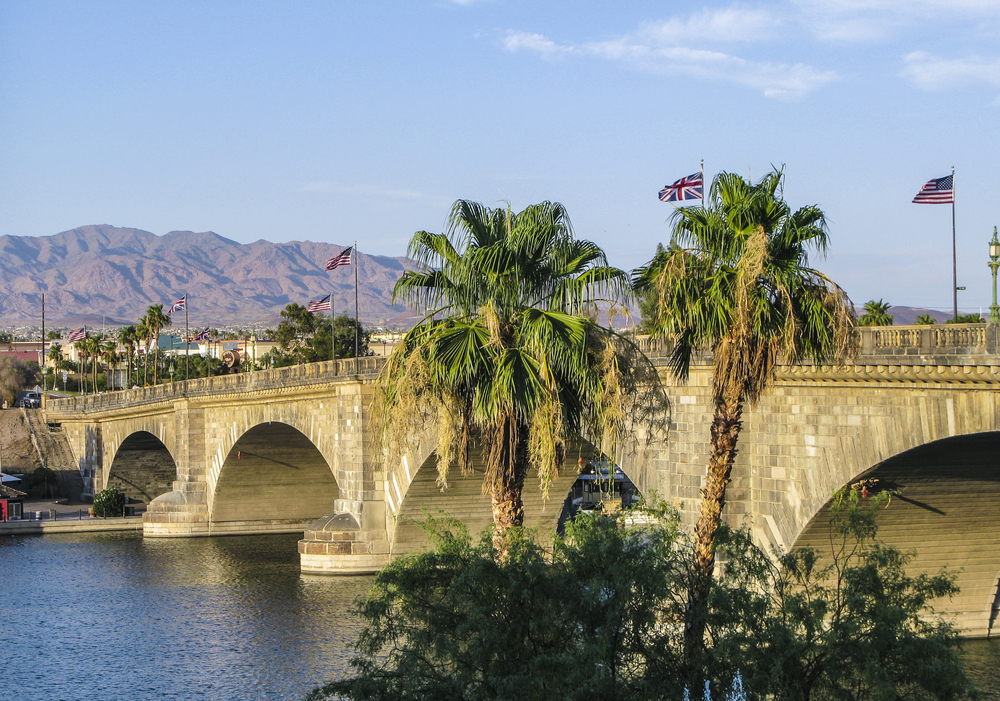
[0, 516, 143, 536]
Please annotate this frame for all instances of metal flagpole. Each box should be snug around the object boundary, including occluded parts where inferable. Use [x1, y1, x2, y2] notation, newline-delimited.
[951, 166, 958, 321]
[701, 159, 705, 206]
[41, 294, 45, 391]
[354, 241, 360, 359]
[332, 289, 336, 363]
[185, 292, 190, 381]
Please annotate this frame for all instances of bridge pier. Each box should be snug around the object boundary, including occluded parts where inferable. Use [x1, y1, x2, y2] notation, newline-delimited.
[299, 499, 390, 574]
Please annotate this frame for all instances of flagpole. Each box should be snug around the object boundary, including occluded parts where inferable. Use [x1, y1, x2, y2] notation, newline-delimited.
[40, 294, 45, 391]
[951, 166, 958, 320]
[332, 289, 337, 363]
[184, 292, 190, 381]
[354, 240, 359, 359]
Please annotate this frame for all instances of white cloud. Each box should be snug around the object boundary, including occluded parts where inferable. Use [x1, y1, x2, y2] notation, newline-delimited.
[902, 51, 1000, 90]
[793, 0, 1000, 42]
[637, 7, 781, 44]
[502, 32, 571, 56]
[503, 19, 836, 100]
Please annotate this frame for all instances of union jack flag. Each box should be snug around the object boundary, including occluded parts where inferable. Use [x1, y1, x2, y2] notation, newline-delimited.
[167, 295, 187, 315]
[912, 175, 954, 204]
[307, 295, 332, 313]
[658, 172, 704, 202]
[192, 328, 211, 342]
[67, 327, 86, 343]
[325, 246, 353, 270]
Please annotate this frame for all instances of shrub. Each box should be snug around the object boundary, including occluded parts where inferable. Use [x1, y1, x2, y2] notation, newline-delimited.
[92, 486, 126, 517]
[312, 497, 975, 701]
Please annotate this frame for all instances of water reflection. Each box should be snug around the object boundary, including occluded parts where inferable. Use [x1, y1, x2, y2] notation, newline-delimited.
[2, 532, 371, 701]
[2, 532, 997, 698]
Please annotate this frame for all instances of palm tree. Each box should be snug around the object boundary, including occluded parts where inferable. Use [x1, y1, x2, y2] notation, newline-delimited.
[101, 339, 118, 390]
[379, 200, 665, 551]
[142, 305, 171, 384]
[914, 314, 937, 325]
[85, 335, 102, 392]
[633, 169, 855, 659]
[119, 325, 139, 387]
[857, 299, 893, 326]
[47, 344, 63, 390]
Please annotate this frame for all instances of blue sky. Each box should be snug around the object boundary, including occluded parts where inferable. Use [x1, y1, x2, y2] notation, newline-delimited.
[1, 1, 998, 313]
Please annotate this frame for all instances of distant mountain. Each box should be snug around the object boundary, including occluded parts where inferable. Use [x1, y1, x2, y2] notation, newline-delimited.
[886, 307, 958, 325]
[0, 225, 413, 328]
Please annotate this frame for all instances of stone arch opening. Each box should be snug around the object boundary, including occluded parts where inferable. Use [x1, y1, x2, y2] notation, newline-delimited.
[107, 431, 177, 503]
[792, 431, 1000, 638]
[390, 440, 621, 557]
[212, 422, 339, 526]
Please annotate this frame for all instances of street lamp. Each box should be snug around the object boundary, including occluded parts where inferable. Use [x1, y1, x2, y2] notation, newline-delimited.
[988, 227, 1000, 324]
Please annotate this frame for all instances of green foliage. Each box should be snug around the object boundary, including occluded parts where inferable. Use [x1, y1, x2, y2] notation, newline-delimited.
[858, 299, 894, 326]
[0, 330, 12, 343]
[945, 313, 984, 324]
[30, 466, 59, 498]
[637, 242, 668, 333]
[915, 314, 938, 325]
[270, 305, 371, 365]
[92, 486, 127, 517]
[315, 499, 975, 701]
[0, 356, 40, 406]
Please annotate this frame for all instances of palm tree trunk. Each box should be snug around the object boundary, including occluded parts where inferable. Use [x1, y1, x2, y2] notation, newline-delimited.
[684, 394, 744, 667]
[488, 416, 529, 555]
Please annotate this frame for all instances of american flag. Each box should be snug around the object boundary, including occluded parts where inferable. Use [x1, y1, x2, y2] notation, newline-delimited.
[912, 175, 954, 204]
[167, 295, 187, 315]
[307, 295, 332, 313]
[67, 327, 86, 343]
[192, 328, 211, 342]
[325, 246, 353, 270]
[659, 172, 704, 202]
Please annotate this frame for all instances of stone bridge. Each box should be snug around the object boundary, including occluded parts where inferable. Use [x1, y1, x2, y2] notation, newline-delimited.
[44, 323, 1000, 636]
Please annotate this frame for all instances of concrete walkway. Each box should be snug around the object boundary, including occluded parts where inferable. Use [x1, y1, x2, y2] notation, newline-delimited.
[0, 499, 146, 536]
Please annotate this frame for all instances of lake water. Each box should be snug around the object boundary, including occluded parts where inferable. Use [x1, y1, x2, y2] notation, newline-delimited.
[2, 532, 997, 700]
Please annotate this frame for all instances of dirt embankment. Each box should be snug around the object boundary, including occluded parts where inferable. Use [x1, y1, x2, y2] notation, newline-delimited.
[0, 409, 43, 475]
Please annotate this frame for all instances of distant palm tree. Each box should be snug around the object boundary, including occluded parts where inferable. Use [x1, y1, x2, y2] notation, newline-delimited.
[119, 325, 139, 387]
[85, 335, 102, 392]
[857, 299, 893, 326]
[143, 305, 171, 384]
[633, 168, 855, 662]
[914, 314, 937, 325]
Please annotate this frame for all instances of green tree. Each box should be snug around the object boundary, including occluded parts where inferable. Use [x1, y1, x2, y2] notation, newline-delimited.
[119, 325, 139, 387]
[92, 486, 126, 517]
[316, 499, 973, 701]
[0, 331, 12, 344]
[0, 356, 40, 406]
[857, 299, 894, 326]
[945, 313, 984, 324]
[142, 305, 171, 384]
[30, 466, 59, 499]
[637, 242, 668, 333]
[915, 313, 938, 325]
[379, 199, 665, 551]
[632, 169, 855, 661]
[271, 305, 372, 365]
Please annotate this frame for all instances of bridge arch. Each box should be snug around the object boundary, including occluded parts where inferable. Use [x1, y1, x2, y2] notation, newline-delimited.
[100, 417, 179, 496]
[792, 431, 1000, 638]
[210, 421, 340, 531]
[388, 438, 640, 556]
[106, 431, 177, 503]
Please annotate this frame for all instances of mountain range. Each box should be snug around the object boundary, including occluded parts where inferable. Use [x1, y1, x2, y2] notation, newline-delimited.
[0, 225, 417, 328]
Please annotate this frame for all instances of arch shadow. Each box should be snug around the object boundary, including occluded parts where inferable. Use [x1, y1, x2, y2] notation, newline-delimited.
[212, 422, 340, 527]
[793, 431, 1000, 638]
[107, 431, 177, 503]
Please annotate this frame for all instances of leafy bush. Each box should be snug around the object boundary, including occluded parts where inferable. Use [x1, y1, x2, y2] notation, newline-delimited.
[92, 486, 126, 517]
[30, 466, 59, 498]
[311, 496, 975, 701]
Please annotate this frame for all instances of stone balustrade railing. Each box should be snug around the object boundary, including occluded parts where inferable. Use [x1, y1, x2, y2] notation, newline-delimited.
[47, 324, 1000, 415]
[47, 356, 385, 414]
